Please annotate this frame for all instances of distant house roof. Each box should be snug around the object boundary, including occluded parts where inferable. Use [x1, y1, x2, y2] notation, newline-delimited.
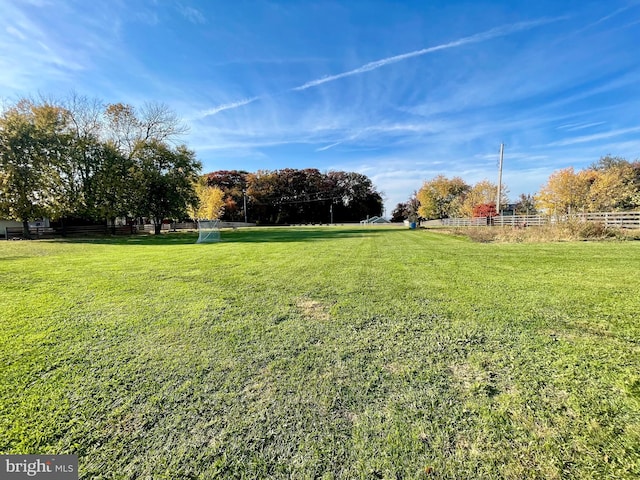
[360, 216, 390, 224]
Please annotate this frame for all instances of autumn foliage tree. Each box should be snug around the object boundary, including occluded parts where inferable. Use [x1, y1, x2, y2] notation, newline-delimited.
[472, 203, 498, 218]
[415, 176, 510, 219]
[535, 167, 592, 215]
[535, 157, 640, 214]
[203, 170, 248, 222]
[416, 175, 469, 219]
[189, 181, 225, 221]
[205, 168, 382, 224]
[588, 157, 640, 211]
[460, 179, 508, 217]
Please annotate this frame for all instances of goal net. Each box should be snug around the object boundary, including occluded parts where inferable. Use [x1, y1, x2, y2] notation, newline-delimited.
[196, 220, 221, 244]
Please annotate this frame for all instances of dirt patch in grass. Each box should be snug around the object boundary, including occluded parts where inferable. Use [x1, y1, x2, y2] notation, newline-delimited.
[449, 362, 500, 397]
[295, 297, 331, 321]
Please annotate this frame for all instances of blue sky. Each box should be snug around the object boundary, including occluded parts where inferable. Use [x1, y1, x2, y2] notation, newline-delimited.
[1, 1, 640, 214]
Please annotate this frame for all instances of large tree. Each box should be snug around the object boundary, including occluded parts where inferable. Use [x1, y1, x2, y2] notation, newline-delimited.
[60, 93, 107, 221]
[0, 100, 70, 237]
[536, 157, 640, 215]
[72, 99, 190, 224]
[1, 95, 197, 234]
[390, 193, 420, 222]
[129, 141, 201, 234]
[89, 143, 135, 225]
[417, 175, 469, 219]
[390, 202, 408, 223]
[588, 157, 640, 211]
[535, 167, 593, 215]
[327, 171, 383, 222]
[104, 102, 188, 159]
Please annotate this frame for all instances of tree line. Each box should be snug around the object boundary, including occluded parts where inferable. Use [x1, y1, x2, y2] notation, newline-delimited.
[0, 95, 200, 236]
[391, 177, 519, 221]
[204, 169, 383, 224]
[392, 156, 640, 221]
[536, 156, 640, 215]
[0, 95, 384, 236]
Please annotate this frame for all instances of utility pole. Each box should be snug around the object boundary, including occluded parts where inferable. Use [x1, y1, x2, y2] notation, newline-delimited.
[496, 143, 504, 215]
[330, 202, 333, 224]
[243, 190, 248, 224]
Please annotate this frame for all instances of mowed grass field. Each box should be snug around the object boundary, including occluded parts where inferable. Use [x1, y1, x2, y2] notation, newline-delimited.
[1, 226, 639, 479]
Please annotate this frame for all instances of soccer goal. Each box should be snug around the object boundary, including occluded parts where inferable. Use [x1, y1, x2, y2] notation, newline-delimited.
[196, 220, 221, 243]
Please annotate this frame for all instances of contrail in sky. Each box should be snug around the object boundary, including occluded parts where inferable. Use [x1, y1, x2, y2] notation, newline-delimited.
[293, 17, 564, 91]
[199, 96, 262, 117]
[200, 17, 564, 117]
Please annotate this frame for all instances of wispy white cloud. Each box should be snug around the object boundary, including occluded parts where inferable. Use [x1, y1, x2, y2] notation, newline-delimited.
[3, 1, 635, 216]
[557, 121, 606, 131]
[178, 5, 206, 24]
[6, 25, 27, 41]
[544, 72, 640, 112]
[135, 9, 160, 25]
[200, 16, 565, 117]
[0, 2, 131, 92]
[621, 18, 640, 29]
[315, 123, 443, 152]
[578, 3, 640, 32]
[547, 126, 640, 147]
[212, 57, 327, 67]
[20, 0, 54, 5]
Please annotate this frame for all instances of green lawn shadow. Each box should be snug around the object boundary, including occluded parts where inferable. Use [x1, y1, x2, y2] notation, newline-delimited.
[40, 226, 404, 245]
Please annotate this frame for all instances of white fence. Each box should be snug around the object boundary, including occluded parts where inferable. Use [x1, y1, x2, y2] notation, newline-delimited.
[440, 215, 547, 227]
[574, 211, 640, 228]
[439, 211, 640, 229]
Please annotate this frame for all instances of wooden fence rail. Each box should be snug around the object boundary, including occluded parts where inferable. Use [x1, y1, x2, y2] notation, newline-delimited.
[5, 227, 56, 239]
[439, 211, 640, 229]
[575, 212, 640, 228]
[5, 225, 136, 239]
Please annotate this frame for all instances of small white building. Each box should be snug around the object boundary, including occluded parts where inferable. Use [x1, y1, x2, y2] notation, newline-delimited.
[1, 218, 50, 238]
[360, 216, 390, 224]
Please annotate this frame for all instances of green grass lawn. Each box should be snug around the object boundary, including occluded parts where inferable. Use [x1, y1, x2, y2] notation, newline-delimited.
[1, 227, 639, 479]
